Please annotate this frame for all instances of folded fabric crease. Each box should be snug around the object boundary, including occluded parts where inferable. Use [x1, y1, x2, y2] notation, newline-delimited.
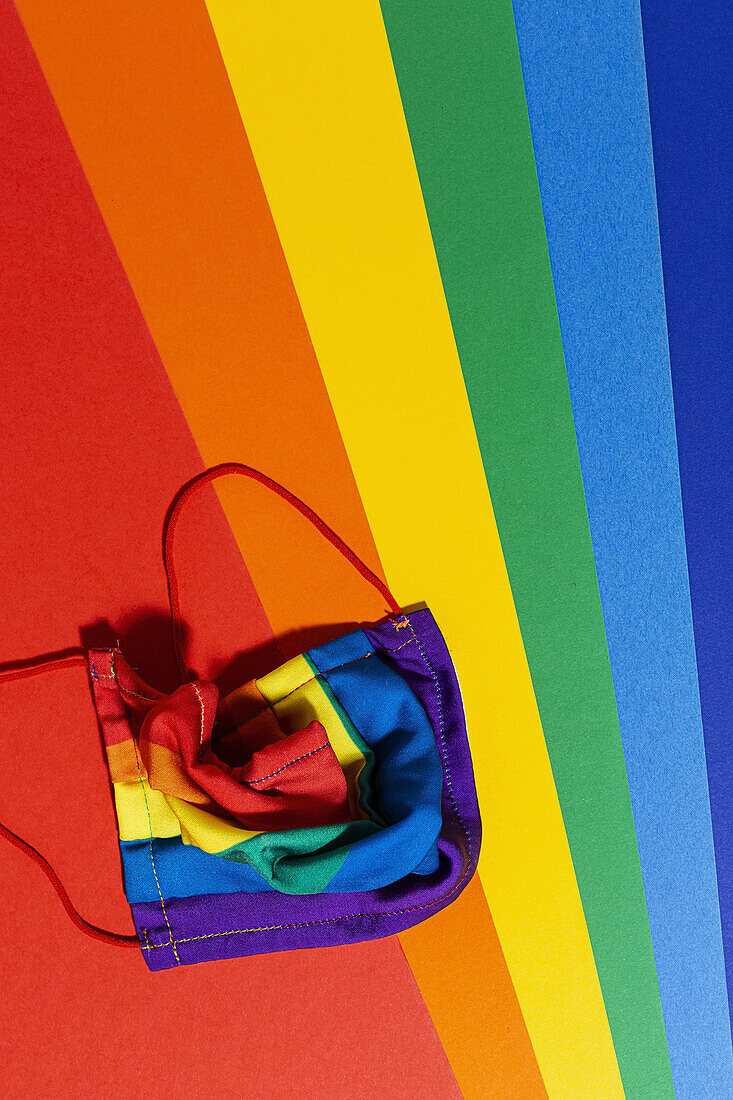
[89, 607, 481, 969]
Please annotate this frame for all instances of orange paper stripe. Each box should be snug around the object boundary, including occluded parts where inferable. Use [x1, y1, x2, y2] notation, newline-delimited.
[13, 1, 544, 1090]
[401, 875, 547, 1099]
[0, 7, 457, 1094]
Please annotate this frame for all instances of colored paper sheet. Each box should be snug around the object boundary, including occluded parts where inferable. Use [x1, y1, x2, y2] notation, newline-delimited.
[378, 4, 675, 1094]
[510, 2, 733, 1094]
[399, 876, 547, 1100]
[10, 1, 542, 1093]
[204, 3, 624, 1095]
[640, 0, 733, 1031]
[0, 8, 460, 1097]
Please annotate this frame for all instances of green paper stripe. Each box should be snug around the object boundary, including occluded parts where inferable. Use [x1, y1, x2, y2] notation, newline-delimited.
[379, 3, 672, 1094]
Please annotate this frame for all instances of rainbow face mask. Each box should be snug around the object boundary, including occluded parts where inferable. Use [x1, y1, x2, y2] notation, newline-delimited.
[0, 464, 481, 970]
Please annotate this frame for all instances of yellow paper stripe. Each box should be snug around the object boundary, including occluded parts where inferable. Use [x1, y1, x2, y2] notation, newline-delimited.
[203, 3, 623, 1094]
[257, 654, 368, 820]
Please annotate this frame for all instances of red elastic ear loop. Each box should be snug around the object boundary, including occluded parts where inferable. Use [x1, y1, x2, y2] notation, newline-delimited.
[0, 655, 137, 948]
[163, 461, 402, 680]
[0, 464, 400, 947]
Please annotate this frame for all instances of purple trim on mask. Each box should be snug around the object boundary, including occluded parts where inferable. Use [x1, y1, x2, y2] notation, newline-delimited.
[131, 608, 481, 969]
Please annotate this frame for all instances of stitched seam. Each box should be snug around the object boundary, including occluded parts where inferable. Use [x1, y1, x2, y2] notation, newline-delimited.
[218, 637, 413, 738]
[131, 736, 181, 965]
[113, 664, 332, 783]
[193, 682, 206, 749]
[139, 864, 469, 949]
[117, 654, 181, 966]
[141, 927, 156, 952]
[110, 682, 159, 705]
[241, 741, 329, 785]
[405, 620, 464, 842]
[235, 653, 372, 731]
[139, 615, 474, 953]
[193, 682, 206, 763]
[95, 637, 414, 721]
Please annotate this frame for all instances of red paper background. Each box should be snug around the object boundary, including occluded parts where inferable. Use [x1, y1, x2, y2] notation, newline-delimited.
[0, 7, 460, 1095]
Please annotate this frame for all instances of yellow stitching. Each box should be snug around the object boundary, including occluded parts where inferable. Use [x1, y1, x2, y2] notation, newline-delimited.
[130, 733, 181, 965]
[99, 652, 162, 704]
[98, 652, 159, 704]
[137, 615, 474, 954]
[192, 682, 206, 758]
[216, 637, 414, 740]
[99, 635, 416, 722]
[94, 673, 158, 705]
[120, 684, 158, 705]
[140, 856, 473, 949]
[369, 635, 414, 654]
[105, 653, 179, 961]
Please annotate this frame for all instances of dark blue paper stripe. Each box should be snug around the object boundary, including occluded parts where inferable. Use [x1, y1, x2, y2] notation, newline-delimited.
[640, 0, 733, 1050]
[512, 1, 732, 1091]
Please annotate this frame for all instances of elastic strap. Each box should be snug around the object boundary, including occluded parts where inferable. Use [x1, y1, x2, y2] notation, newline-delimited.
[1, 463, 400, 947]
[163, 462, 401, 680]
[0, 655, 137, 948]
[0, 651, 87, 685]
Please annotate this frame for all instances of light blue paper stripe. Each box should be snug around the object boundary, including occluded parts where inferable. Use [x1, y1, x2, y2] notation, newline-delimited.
[510, 2, 733, 1093]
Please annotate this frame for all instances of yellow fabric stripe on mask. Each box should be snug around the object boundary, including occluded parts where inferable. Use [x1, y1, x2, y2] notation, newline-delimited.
[114, 779, 181, 842]
[256, 654, 369, 821]
[202, 4, 623, 1095]
[166, 795, 260, 853]
[114, 777, 261, 852]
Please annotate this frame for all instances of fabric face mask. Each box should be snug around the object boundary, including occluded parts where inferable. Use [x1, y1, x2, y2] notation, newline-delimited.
[0, 463, 481, 970]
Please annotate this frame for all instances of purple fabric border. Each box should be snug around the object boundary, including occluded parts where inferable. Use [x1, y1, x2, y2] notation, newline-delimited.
[130, 609, 481, 969]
